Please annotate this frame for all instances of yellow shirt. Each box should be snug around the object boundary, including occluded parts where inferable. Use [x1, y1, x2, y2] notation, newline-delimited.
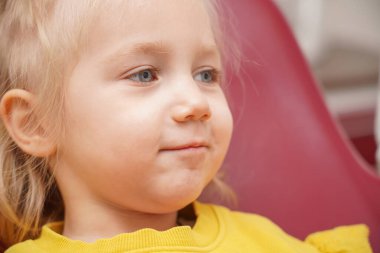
[6, 202, 372, 253]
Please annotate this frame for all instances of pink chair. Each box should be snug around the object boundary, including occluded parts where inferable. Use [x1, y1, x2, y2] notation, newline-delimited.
[220, 0, 380, 251]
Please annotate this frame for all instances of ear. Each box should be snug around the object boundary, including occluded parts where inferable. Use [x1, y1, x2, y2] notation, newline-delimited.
[0, 89, 56, 157]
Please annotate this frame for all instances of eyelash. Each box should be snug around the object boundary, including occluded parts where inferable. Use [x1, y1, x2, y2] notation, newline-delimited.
[124, 67, 160, 84]
[195, 69, 221, 84]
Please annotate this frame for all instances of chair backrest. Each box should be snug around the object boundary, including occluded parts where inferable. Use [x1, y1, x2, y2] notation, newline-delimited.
[220, 0, 380, 251]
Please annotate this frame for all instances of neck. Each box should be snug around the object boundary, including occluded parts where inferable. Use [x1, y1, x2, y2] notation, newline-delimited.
[62, 200, 178, 242]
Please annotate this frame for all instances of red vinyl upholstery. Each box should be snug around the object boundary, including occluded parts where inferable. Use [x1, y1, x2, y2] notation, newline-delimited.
[221, 0, 380, 251]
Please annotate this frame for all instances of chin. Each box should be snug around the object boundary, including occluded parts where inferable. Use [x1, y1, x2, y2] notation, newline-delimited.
[149, 183, 206, 213]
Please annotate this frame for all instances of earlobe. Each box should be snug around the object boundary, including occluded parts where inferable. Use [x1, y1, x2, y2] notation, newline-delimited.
[0, 89, 56, 157]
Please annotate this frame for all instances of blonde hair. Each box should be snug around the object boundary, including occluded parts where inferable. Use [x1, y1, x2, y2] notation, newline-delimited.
[202, 0, 241, 206]
[0, 0, 239, 249]
[0, 0, 98, 248]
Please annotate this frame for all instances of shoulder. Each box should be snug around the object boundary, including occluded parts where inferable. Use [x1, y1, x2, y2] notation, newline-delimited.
[5, 223, 64, 253]
[196, 202, 296, 236]
[5, 240, 43, 253]
[196, 202, 319, 252]
[306, 225, 373, 253]
[195, 202, 373, 253]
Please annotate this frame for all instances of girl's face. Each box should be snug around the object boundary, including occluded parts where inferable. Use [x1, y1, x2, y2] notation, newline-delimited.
[55, 0, 233, 214]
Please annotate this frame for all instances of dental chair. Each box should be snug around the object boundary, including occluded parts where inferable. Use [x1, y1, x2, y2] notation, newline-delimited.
[220, 0, 380, 251]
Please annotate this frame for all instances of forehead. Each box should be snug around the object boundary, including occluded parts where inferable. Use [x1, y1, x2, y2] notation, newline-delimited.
[98, 0, 212, 24]
[72, 0, 218, 58]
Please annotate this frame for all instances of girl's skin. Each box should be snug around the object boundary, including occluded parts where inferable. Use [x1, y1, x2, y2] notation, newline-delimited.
[56, 0, 232, 241]
[1, 0, 233, 243]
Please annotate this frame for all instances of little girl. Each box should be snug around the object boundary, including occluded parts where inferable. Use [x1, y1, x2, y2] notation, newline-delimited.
[0, 0, 372, 252]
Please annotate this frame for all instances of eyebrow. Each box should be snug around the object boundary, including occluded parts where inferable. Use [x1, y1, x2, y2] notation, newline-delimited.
[105, 41, 170, 63]
[129, 41, 171, 55]
[195, 44, 221, 59]
[104, 40, 221, 64]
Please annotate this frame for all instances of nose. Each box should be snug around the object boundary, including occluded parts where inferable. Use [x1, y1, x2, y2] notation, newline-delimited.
[171, 80, 212, 123]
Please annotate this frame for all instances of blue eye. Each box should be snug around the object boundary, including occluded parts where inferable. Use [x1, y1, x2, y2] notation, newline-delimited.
[194, 69, 219, 84]
[127, 69, 158, 83]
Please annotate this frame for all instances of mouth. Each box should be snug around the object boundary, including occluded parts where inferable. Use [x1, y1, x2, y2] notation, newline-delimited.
[160, 142, 209, 152]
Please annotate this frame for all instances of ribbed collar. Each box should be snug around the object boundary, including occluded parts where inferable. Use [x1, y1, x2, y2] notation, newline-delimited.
[34, 202, 226, 252]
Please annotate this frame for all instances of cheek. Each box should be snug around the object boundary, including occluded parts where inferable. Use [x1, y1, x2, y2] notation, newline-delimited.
[212, 98, 234, 146]
[60, 100, 162, 168]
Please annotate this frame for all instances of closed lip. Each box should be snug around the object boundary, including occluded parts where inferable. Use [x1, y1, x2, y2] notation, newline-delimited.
[160, 142, 209, 151]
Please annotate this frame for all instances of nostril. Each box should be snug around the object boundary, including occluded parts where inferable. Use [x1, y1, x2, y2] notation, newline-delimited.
[200, 112, 211, 121]
[177, 111, 211, 122]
